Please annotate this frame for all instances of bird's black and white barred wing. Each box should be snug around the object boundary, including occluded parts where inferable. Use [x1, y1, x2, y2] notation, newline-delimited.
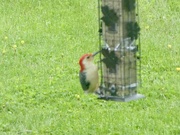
[79, 71, 90, 91]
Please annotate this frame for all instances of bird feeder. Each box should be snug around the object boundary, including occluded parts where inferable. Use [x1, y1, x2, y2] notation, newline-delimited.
[98, 0, 144, 101]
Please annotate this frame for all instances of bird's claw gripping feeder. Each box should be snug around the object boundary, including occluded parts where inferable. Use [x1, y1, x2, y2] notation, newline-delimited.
[97, 0, 144, 101]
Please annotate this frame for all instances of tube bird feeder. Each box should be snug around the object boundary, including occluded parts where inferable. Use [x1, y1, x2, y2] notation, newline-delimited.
[98, 0, 144, 101]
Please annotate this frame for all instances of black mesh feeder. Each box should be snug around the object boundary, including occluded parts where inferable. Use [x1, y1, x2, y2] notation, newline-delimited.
[98, 0, 144, 102]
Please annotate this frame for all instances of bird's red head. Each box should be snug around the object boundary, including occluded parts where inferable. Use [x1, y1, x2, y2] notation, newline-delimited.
[79, 51, 100, 72]
[79, 53, 93, 72]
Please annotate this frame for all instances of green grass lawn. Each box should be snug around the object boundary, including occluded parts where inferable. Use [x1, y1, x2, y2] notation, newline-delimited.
[0, 0, 180, 134]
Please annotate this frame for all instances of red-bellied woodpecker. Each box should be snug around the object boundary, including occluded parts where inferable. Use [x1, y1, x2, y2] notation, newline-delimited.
[79, 52, 99, 93]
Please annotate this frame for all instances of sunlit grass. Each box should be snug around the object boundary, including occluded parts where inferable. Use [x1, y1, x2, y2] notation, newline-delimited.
[0, 0, 180, 134]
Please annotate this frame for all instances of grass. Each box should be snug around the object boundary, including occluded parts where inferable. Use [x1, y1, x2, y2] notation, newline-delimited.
[0, 0, 180, 134]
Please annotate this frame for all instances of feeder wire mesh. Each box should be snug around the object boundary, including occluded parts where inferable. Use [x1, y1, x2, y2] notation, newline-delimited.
[97, 0, 144, 101]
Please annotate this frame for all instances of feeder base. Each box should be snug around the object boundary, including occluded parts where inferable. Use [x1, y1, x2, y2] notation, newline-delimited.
[98, 94, 145, 102]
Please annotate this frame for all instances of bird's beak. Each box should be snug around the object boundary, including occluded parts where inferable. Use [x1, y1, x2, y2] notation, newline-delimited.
[92, 50, 101, 57]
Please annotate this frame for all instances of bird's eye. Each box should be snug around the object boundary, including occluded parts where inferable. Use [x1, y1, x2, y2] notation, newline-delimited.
[87, 56, 90, 59]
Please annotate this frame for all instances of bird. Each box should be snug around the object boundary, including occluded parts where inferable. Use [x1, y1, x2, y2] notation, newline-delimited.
[78, 52, 100, 93]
